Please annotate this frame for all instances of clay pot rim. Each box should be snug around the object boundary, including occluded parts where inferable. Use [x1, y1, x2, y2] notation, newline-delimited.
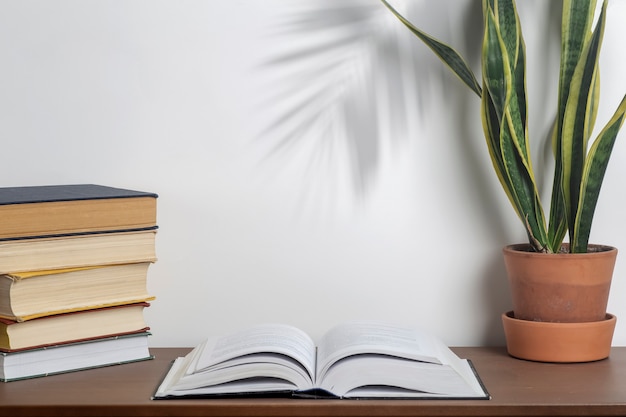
[504, 243, 617, 258]
[503, 310, 616, 327]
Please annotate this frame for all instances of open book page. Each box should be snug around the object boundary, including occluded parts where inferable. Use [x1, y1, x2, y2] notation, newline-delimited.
[191, 324, 316, 376]
[318, 354, 486, 398]
[316, 320, 443, 382]
[155, 324, 317, 396]
[314, 320, 488, 398]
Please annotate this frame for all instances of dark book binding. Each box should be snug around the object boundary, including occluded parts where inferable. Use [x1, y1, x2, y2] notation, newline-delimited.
[0, 184, 157, 205]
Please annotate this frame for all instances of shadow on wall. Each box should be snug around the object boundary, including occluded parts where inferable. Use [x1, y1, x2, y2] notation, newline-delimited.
[250, 0, 563, 345]
[251, 0, 564, 217]
[252, 0, 484, 198]
[249, 1, 500, 346]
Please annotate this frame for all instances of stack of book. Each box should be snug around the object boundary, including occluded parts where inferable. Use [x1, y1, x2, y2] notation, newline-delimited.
[0, 184, 158, 381]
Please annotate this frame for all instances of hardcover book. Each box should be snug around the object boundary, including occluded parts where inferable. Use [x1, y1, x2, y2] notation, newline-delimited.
[153, 321, 490, 400]
[0, 184, 158, 240]
[0, 263, 154, 322]
[0, 331, 153, 382]
[0, 229, 157, 274]
[0, 302, 151, 351]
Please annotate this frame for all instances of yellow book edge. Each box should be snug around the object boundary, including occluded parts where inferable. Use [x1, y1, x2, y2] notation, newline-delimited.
[0, 296, 156, 322]
[4, 262, 154, 281]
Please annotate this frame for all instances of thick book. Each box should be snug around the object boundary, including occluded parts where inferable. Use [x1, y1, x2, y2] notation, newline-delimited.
[153, 321, 490, 400]
[0, 229, 157, 274]
[0, 263, 155, 322]
[0, 302, 151, 351]
[0, 184, 157, 240]
[0, 331, 153, 382]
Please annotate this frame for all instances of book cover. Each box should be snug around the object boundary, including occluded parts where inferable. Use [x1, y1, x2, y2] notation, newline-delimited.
[152, 321, 491, 400]
[0, 184, 157, 205]
[0, 184, 158, 240]
[0, 331, 153, 382]
[0, 302, 151, 351]
[0, 229, 157, 275]
[0, 262, 154, 321]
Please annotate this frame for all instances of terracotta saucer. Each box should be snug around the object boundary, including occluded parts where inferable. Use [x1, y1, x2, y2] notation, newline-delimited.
[501, 311, 616, 363]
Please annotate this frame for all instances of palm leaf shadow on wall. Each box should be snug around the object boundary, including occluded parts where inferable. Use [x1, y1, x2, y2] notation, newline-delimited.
[252, 0, 484, 200]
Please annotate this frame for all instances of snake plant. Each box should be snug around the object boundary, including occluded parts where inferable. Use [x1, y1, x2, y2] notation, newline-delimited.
[382, 0, 626, 253]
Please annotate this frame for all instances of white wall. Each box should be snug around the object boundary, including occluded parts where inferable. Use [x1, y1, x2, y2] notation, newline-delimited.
[1, 0, 625, 348]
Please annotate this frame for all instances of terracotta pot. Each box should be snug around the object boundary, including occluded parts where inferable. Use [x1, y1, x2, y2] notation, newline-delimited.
[502, 311, 616, 362]
[503, 243, 618, 323]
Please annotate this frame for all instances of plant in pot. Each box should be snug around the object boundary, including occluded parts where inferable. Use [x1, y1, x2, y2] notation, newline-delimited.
[381, 0, 626, 362]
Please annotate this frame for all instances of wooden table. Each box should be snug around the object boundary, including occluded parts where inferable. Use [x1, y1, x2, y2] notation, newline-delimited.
[1, 347, 626, 416]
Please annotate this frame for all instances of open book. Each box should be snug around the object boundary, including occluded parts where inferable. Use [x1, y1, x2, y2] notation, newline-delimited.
[153, 320, 489, 399]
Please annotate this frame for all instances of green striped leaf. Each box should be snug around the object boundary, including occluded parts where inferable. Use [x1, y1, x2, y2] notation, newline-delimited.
[379, 0, 482, 97]
[548, 0, 597, 253]
[481, 86, 522, 219]
[482, 3, 548, 250]
[560, 0, 606, 250]
[558, 0, 596, 118]
[546, 123, 568, 252]
[572, 94, 626, 252]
